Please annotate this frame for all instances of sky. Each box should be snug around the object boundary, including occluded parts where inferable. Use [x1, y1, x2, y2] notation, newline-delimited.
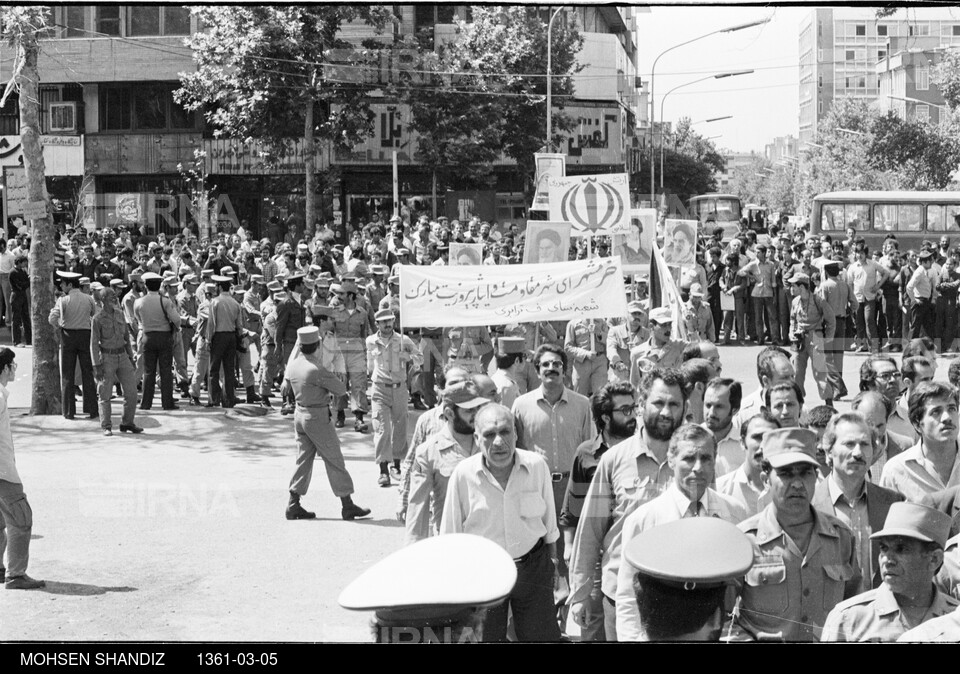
[637, 5, 808, 154]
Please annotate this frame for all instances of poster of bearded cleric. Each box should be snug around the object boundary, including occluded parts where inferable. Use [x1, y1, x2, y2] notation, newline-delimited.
[662, 219, 698, 267]
[522, 222, 572, 264]
[612, 208, 656, 274]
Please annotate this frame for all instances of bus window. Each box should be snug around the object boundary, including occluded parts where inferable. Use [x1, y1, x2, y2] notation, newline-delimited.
[927, 205, 945, 231]
[899, 204, 922, 231]
[848, 204, 870, 230]
[821, 204, 843, 230]
[875, 204, 895, 231]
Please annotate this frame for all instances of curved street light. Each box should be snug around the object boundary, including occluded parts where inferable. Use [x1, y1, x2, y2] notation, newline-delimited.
[545, 6, 565, 152]
[647, 17, 770, 200]
[659, 70, 753, 191]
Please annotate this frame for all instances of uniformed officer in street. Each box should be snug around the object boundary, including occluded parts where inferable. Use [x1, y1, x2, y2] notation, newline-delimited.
[367, 308, 422, 487]
[282, 326, 370, 522]
[606, 300, 648, 383]
[176, 274, 201, 363]
[629, 307, 685, 387]
[330, 280, 370, 432]
[564, 316, 609, 397]
[90, 288, 143, 436]
[822, 502, 957, 642]
[729, 427, 861, 641]
[623, 517, 754, 641]
[134, 271, 182, 411]
[339, 534, 517, 643]
[257, 281, 283, 408]
[275, 273, 306, 414]
[205, 274, 243, 408]
[48, 270, 98, 419]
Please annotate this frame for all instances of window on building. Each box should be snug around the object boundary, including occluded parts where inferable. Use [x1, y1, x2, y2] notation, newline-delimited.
[99, 83, 197, 132]
[62, 6, 86, 37]
[954, 25, 960, 36]
[845, 77, 850, 88]
[858, 76, 866, 89]
[100, 87, 132, 130]
[846, 50, 855, 61]
[0, 91, 19, 135]
[878, 50, 886, 60]
[128, 6, 191, 37]
[164, 7, 191, 35]
[855, 24, 865, 36]
[916, 104, 930, 123]
[917, 67, 930, 90]
[95, 6, 121, 36]
[878, 25, 888, 36]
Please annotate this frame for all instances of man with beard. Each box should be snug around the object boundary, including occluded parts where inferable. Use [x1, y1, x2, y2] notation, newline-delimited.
[629, 307, 685, 386]
[567, 367, 686, 641]
[615, 424, 747, 640]
[702, 378, 743, 478]
[718, 411, 780, 518]
[882, 381, 960, 502]
[729, 428, 861, 641]
[405, 381, 489, 545]
[559, 381, 637, 642]
[812, 413, 904, 593]
[824, 502, 956, 641]
[512, 344, 594, 568]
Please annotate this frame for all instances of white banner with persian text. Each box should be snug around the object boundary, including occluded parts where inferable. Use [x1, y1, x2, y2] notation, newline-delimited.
[399, 257, 628, 327]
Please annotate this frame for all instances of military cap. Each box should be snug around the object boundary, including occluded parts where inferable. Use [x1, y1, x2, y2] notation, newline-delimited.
[308, 265, 323, 275]
[78, 276, 91, 286]
[374, 308, 395, 322]
[211, 275, 232, 283]
[165, 277, 181, 287]
[201, 269, 214, 278]
[648, 307, 672, 324]
[497, 336, 526, 355]
[339, 280, 358, 295]
[141, 272, 161, 282]
[627, 300, 645, 314]
[442, 381, 489, 409]
[266, 280, 283, 293]
[147, 241, 159, 250]
[918, 250, 935, 262]
[250, 274, 264, 284]
[304, 278, 316, 289]
[89, 281, 104, 291]
[285, 273, 305, 285]
[789, 272, 811, 285]
[318, 272, 333, 280]
[316, 278, 330, 288]
[624, 518, 754, 590]
[109, 279, 126, 289]
[689, 283, 705, 298]
[339, 534, 517, 622]
[231, 285, 245, 295]
[397, 248, 411, 256]
[761, 427, 819, 469]
[182, 274, 200, 286]
[297, 326, 320, 345]
[274, 291, 287, 302]
[312, 305, 335, 319]
[203, 282, 218, 293]
[329, 283, 343, 295]
[297, 243, 310, 251]
[389, 214, 402, 224]
[871, 502, 953, 549]
[388, 275, 400, 285]
[129, 271, 143, 282]
[369, 264, 388, 276]
[341, 274, 358, 283]
[220, 266, 237, 276]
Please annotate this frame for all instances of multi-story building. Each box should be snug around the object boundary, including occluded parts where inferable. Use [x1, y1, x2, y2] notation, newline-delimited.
[798, 6, 960, 146]
[765, 135, 798, 164]
[715, 150, 758, 194]
[876, 37, 947, 125]
[0, 5, 639, 238]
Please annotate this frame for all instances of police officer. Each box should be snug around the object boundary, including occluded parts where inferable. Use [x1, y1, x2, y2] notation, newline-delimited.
[275, 274, 306, 414]
[564, 317, 609, 397]
[48, 270, 97, 419]
[367, 308, 422, 487]
[206, 275, 243, 408]
[282, 326, 370, 522]
[330, 280, 370, 432]
[622, 517, 754, 641]
[629, 307, 685, 387]
[822, 502, 957, 642]
[789, 272, 835, 406]
[339, 534, 517, 643]
[257, 281, 283, 408]
[606, 300, 648, 383]
[91, 288, 143, 436]
[134, 271, 182, 411]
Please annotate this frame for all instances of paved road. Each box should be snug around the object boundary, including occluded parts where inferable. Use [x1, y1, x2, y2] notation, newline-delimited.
[0, 342, 944, 642]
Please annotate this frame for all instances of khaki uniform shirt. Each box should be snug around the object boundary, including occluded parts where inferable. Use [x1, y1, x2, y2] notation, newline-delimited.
[822, 583, 959, 642]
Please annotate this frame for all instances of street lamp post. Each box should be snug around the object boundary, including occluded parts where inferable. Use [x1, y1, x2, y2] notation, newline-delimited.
[659, 70, 752, 191]
[647, 17, 770, 201]
[545, 7, 565, 152]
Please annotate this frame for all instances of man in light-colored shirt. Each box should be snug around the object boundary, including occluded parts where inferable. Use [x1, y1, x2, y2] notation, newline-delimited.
[440, 404, 561, 642]
[733, 346, 795, 428]
[906, 250, 938, 340]
[846, 241, 894, 353]
[882, 381, 960, 502]
[703, 379, 743, 478]
[717, 411, 779, 518]
[48, 271, 98, 419]
[738, 244, 778, 345]
[615, 424, 747, 640]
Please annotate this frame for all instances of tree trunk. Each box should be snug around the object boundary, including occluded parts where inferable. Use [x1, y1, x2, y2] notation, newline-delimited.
[18, 29, 60, 414]
[304, 98, 316, 237]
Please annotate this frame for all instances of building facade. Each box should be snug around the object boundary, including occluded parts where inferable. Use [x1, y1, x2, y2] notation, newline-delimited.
[876, 37, 947, 125]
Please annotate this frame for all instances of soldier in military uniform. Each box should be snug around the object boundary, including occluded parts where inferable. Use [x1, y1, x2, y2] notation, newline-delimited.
[282, 326, 370, 522]
[257, 281, 283, 408]
[623, 518, 754, 641]
[176, 274, 201, 363]
[330, 280, 370, 432]
[822, 502, 957, 642]
[232, 286, 260, 404]
[90, 288, 143, 436]
[606, 300, 648, 383]
[564, 317, 609, 397]
[205, 275, 243, 408]
[367, 308, 422, 487]
[134, 271, 181, 411]
[443, 325, 493, 375]
[629, 307, 685, 388]
[48, 270, 98, 419]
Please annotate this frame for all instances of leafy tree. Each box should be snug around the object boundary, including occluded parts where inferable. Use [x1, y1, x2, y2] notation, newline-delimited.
[729, 155, 798, 214]
[632, 117, 724, 204]
[932, 49, 960, 111]
[1, 6, 60, 414]
[176, 6, 394, 232]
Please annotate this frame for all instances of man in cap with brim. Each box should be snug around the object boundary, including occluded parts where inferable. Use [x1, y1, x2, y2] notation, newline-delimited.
[134, 271, 182, 411]
[405, 381, 489, 546]
[232, 285, 261, 404]
[490, 337, 526, 410]
[91, 287, 143, 436]
[623, 518, 754, 641]
[339, 534, 516, 643]
[283, 325, 370, 521]
[205, 274, 244, 408]
[607, 300, 648, 384]
[187, 281, 218, 406]
[628, 306, 685, 388]
[682, 283, 715, 343]
[730, 427, 861, 641]
[906, 249, 938, 340]
[378, 275, 401, 326]
[366, 308, 422, 487]
[822, 502, 957, 641]
[330, 279, 371, 432]
[788, 270, 835, 406]
[48, 270, 98, 419]
[177, 274, 201, 365]
[564, 313, 609, 398]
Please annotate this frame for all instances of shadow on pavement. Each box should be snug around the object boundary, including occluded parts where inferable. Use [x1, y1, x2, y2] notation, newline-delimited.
[313, 517, 402, 528]
[39, 581, 138, 596]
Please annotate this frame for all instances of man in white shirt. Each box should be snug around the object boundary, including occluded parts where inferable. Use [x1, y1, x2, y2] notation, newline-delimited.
[846, 241, 894, 353]
[0, 348, 44, 589]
